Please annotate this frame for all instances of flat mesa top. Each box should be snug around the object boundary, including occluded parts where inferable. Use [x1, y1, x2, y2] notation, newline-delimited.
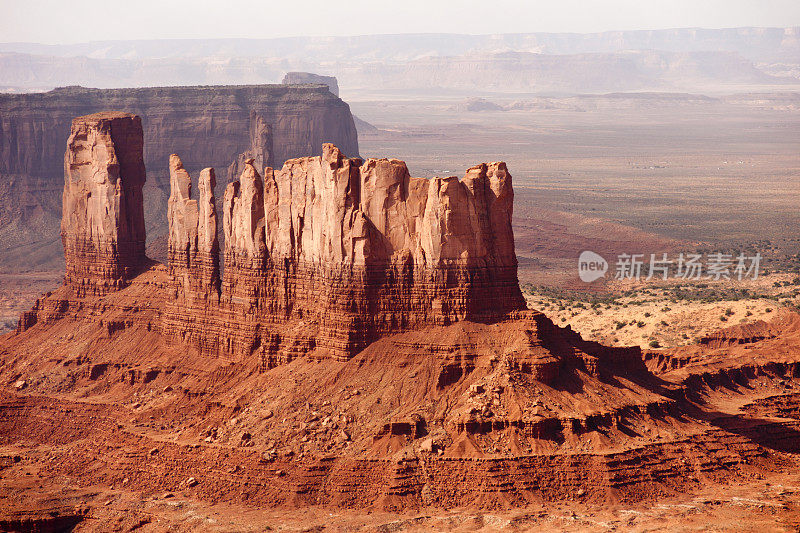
[72, 111, 139, 124]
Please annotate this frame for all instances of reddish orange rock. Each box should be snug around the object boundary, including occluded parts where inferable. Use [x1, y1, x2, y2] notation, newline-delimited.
[164, 143, 526, 363]
[61, 112, 147, 296]
[167, 154, 220, 300]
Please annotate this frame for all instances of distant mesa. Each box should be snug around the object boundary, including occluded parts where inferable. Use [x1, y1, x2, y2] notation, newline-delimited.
[352, 115, 379, 135]
[282, 72, 339, 96]
[453, 97, 505, 112]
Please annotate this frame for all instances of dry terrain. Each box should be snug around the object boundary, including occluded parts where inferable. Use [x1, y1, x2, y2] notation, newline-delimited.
[527, 273, 800, 349]
[0, 273, 62, 334]
[353, 92, 800, 249]
[2, 264, 800, 530]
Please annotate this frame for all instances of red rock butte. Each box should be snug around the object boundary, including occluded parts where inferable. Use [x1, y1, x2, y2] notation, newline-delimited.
[47, 112, 527, 360]
[61, 112, 147, 296]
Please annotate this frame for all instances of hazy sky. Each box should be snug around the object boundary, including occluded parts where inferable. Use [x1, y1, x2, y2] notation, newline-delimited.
[2, 0, 799, 44]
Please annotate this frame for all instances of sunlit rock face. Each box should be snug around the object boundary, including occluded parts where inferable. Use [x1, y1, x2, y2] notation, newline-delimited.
[61, 112, 147, 296]
[165, 143, 525, 363]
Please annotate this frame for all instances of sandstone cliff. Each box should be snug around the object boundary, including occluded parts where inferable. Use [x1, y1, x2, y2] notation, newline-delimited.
[61, 112, 147, 296]
[225, 112, 273, 183]
[165, 143, 526, 361]
[0, 84, 359, 269]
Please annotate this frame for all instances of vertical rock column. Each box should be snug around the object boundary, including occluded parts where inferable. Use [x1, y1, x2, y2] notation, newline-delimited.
[222, 158, 268, 309]
[61, 112, 147, 296]
[167, 154, 220, 300]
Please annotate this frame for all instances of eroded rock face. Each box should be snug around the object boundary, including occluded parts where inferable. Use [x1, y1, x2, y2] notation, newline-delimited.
[165, 143, 526, 362]
[226, 112, 273, 183]
[167, 155, 220, 299]
[61, 112, 146, 296]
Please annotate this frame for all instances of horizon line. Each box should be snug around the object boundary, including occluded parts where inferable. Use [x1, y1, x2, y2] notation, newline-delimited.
[1, 25, 798, 47]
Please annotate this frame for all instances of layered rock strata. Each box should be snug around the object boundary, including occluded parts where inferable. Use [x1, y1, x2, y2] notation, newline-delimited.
[61, 112, 147, 296]
[0, 84, 357, 181]
[165, 143, 526, 361]
[167, 154, 220, 300]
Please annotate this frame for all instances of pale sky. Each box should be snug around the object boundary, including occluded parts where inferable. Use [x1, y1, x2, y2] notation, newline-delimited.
[1, 0, 799, 44]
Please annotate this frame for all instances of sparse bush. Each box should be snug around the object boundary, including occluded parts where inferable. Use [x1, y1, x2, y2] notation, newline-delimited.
[636, 321, 645, 328]
[648, 340, 661, 348]
[660, 320, 669, 326]
[725, 308, 734, 316]
[766, 308, 773, 313]
[720, 315, 728, 322]
[644, 312, 651, 318]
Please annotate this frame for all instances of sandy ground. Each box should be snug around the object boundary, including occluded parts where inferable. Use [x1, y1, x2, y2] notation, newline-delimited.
[527, 273, 800, 348]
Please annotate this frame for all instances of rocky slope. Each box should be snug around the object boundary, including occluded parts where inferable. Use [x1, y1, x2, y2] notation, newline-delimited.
[0, 84, 359, 270]
[2, 251, 799, 515]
